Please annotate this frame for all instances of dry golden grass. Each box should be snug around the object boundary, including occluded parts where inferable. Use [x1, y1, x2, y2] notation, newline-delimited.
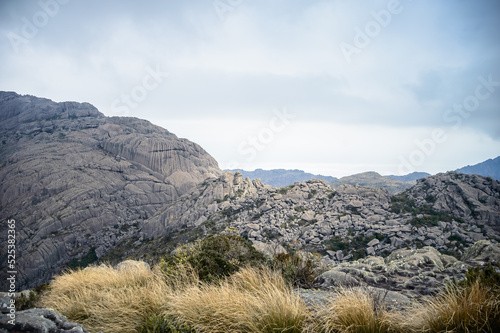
[165, 266, 311, 333]
[39, 261, 172, 333]
[39, 258, 500, 333]
[411, 280, 500, 333]
[318, 287, 408, 333]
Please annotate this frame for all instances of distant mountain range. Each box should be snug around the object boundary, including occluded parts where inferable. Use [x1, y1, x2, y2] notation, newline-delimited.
[456, 156, 500, 180]
[386, 172, 431, 182]
[226, 156, 500, 193]
[227, 168, 337, 188]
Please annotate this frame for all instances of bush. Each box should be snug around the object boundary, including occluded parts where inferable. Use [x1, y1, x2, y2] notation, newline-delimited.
[458, 263, 500, 290]
[270, 251, 326, 289]
[161, 234, 266, 282]
[15, 283, 49, 311]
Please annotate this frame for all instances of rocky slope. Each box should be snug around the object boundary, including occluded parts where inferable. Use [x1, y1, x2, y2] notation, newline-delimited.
[112, 171, 500, 273]
[405, 172, 500, 233]
[0, 91, 221, 290]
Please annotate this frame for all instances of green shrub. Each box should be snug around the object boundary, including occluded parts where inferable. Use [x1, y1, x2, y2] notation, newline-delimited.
[294, 206, 307, 212]
[270, 251, 325, 288]
[15, 283, 49, 311]
[457, 263, 500, 290]
[161, 234, 267, 282]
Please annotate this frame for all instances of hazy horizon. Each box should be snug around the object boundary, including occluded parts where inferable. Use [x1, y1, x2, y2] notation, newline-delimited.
[1, 0, 499, 177]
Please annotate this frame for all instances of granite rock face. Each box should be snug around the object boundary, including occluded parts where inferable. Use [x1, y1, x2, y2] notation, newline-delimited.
[406, 172, 500, 232]
[0, 92, 221, 290]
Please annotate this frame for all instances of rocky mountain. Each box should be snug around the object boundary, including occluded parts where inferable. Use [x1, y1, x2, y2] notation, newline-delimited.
[329, 171, 415, 194]
[111, 171, 500, 276]
[226, 168, 337, 187]
[0, 91, 221, 290]
[456, 156, 500, 180]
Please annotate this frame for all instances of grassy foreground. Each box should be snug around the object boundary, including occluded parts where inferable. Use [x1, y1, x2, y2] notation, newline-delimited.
[38, 260, 500, 333]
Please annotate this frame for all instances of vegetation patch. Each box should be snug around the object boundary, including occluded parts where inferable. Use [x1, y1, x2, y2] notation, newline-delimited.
[278, 184, 294, 194]
[161, 234, 266, 283]
[166, 267, 309, 333]
[67, 248, 98, 269]
[270, 251, 325, 288]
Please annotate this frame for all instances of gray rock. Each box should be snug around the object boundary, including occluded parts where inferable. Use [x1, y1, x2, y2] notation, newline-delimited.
[0, 308, 90, 332]
[115, 260, 150, 271]
[461, 240, 500, 265]
[314, 270, 360, 288]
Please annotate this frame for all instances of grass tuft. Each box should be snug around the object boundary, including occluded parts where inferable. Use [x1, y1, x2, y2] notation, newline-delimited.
[166, 266, 310, 333]
[39, 262, 174, 333]
[318, 287, 406, 333]
[413, 280, 500, 333]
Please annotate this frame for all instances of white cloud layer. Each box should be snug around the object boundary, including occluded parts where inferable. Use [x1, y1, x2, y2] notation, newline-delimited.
[0, 0, 499, 177]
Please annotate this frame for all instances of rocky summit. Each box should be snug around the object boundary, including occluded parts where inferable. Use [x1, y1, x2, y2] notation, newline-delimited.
[0, 92, 220, 290]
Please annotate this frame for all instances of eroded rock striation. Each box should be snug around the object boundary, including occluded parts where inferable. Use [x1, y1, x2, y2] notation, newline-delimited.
[0, 92, 221, 290]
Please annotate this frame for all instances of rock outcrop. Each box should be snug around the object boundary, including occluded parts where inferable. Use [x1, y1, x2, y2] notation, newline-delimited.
[406, 172, 500, 233]
[0, 308, 90, 333]
[0, 92, 221, 290]
[314, 240, 500, 299]
[2, 91, 499, 296]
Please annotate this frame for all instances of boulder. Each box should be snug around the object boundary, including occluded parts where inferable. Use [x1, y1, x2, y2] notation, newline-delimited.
[461, 240, 500, 265]
[314, 270, 360, 288]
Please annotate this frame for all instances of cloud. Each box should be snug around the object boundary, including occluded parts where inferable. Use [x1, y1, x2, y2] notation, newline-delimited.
[0, 0, 499, 176]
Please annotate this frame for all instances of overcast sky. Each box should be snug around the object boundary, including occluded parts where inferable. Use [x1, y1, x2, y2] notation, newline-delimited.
[1, 0, 499, 177]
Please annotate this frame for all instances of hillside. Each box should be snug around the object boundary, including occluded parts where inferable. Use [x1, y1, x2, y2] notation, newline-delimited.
[0, 92, 221, 290]
[226, 168, 337, 187]
[116, 171, 500, 271]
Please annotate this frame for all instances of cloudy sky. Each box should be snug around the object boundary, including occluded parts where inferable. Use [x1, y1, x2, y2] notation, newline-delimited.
[1, 0, 499, 177]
